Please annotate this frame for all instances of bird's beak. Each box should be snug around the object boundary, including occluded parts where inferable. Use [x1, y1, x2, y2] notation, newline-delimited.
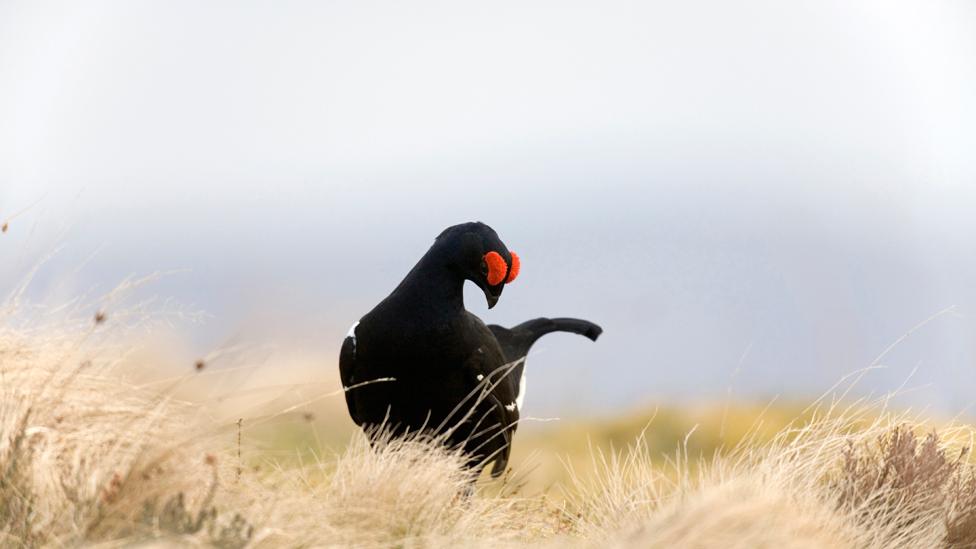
[484, 283, 503, 309]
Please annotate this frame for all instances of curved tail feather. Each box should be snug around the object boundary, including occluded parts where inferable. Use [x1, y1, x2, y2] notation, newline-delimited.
[483, 316, 600, 475]
[530, 317, 603, 342]
[488, 317, 602, 363]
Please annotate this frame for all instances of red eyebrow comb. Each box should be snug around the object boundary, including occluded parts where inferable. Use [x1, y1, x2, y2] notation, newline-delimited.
[484, 251, 520, 285]
[484, 251, 507, 285]
[505, 251, 520, 283]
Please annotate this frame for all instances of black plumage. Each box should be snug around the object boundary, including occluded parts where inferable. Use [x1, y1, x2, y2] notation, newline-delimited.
[339, 222, 601, 476]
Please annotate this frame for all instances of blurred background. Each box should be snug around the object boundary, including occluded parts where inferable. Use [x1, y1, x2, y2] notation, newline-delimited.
[2, 0, 975, 431]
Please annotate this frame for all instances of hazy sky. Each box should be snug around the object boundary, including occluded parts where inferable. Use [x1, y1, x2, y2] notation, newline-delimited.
[2, 1, 975, 416]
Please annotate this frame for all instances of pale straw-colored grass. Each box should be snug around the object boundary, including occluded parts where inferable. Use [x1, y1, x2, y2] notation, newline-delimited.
[4, 290, 976, 547]
[567, 398, 976, 548]
[0, 293, 558, 547]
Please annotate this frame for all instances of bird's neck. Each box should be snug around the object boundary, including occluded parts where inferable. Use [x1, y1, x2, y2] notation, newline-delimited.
[393, 250, 465, 313]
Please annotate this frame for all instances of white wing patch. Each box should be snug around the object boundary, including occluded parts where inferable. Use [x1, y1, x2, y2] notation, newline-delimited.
[345, 321, 360, 361]
[505, 402, 517, 412]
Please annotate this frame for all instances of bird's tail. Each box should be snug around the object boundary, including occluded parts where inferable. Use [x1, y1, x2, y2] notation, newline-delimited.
[518, 317, 602, 343]
[490, 317, 602, 362]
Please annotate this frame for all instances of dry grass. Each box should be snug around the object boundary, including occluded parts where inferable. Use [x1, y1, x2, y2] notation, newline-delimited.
[5, 298, 976, 547]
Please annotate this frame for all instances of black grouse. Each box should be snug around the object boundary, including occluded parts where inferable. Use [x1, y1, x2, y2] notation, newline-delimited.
[339, 222, 602, 476]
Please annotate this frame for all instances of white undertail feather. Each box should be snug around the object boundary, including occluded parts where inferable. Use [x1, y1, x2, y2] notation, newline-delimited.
[515, 372, 526, 410]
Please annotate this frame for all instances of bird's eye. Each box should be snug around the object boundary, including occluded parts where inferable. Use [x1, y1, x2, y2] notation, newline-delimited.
[480, 259, 489, 276]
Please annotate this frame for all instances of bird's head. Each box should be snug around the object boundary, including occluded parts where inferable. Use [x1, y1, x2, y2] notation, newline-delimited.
[436, 222, 520, 309]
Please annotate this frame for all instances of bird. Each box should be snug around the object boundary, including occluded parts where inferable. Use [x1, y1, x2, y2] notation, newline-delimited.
[339, 221, 602, 477]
